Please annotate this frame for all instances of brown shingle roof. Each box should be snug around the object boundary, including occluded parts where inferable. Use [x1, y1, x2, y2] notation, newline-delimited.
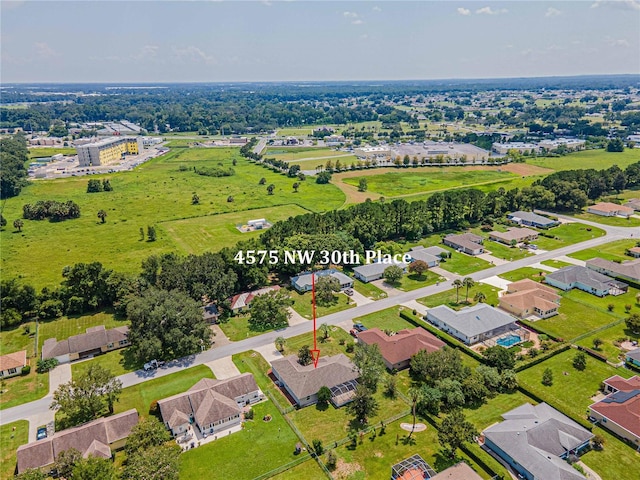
[586, 258, 640, 283]
[83, 440, 111, 459]
[507, 279, 556, 294]
[430, 462, 484, 480]
[191, 390, 240, 427]
[603, 375, 640, 391]
[357, 328, 445, 366]
[489, 227, 538, 243]
[590, 376, 640, 440]
[42, 325, 130, 359]
[271, 354, 359, 400]
[0, 350, 27, 371]
[589, 202, 634, 214]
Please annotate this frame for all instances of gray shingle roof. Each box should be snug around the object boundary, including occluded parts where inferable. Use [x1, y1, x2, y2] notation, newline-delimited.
[484, 403, 592, 480]
[292, 269, 352, 289]
[353, 261, 407, 278]
[427, 304, 516, 338]
[508, 211, 557, 226]
[545, 266, 626, 291]
[586, 258, 640, 283]
[627, 348, 640, 362]
[271, 354, 359, 400]
[42, 325, 129, 360]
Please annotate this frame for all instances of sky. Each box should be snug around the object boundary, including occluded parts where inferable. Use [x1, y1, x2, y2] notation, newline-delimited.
[1, 0, 639, 83]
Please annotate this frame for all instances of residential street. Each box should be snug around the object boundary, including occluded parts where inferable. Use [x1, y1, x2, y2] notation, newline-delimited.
[0, 221, 637, 427]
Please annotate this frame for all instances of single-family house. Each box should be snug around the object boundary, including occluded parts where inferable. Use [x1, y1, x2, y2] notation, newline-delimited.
[291, 269, 353, 292]
[586, 257, 640, 285]
[506, 211, 558, 229]
[158, 373, 263, 437]
[407, 246, 448, 267]
[357, 327, 445, 371]
[42, 325, 130, 364]
[430, 462, 484, 480]
[0, 350, 27, 379]
[624, 198, 640, 212]
[627, 247, 640, 258]
[324, 135, 346, 146]
[16, 409, 138, 474]
[587, 202, 635, 218]
[352, 261, 408, 283]
[442, 233, 484, 256]
[483, 403, 593, 480]
[489, 227, 538, 245]
[425, 304, 521, 346]
[499, 279, 560, 319]
[545, 265, 628, 297]
[626, 348, 640, 368]
[228, 286, 281, 313]
[270, 354, 359, 408]
[202, 303, 220, 323]
[588, 376, 640, 445]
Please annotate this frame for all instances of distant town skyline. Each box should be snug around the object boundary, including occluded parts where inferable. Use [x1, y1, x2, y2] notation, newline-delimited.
[1, 1, 639, 83]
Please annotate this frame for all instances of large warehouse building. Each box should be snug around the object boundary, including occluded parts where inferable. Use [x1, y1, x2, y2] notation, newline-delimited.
[77, 136, 144, 166]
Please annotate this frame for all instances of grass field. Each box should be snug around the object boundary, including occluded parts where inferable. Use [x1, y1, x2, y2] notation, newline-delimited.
[540, 259, 574, 269]
[0, 322, 37, 358]
[533, 223, 606, 250]
[0, 358, 48, 410]
[269, 459, 327, 480]
[581, 426, 640, 480]
[437, 250, 493, 276]
[498, 267, 547, 282]
[350, 279, 387, 300]
[484, 241, 533, 261]
[572, 212, 640, 227]
[265, 147, 343, 161]
[568, 239, 639, 262]
[352, 307, 422, 332]
[575, 320, 638, 362]
[218, 314, 266, 342]
[180, 401, 301, 480]
[71, 348, 139, 379]
[517, 349, 634, 421]
[290, 290, 356, 320]
[418, 283, 500, 309]
[394, 271, 445, 291]
[1, 147, 344, 288]
[342, 169, 516, 197]
[0, 421, 28, 480]
[463, 390, 536, 431]
[28, 147, 76, 159]
[527, 149, 640, 172]
[280, 328, 355, 359]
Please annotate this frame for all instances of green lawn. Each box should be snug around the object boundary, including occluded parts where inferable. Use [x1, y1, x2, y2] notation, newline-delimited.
[37, 311, 128, 352]
[1, 148, 344, 288]
[498, 267, 547, 283]
[575, 321, 639, 362]
[342, 169, 516, 196]
[418, 283, 500, 310]
[281, 328, 356, 359]
[568, 239, 640, 262]
[528, 149, 640, 172]
[0, 321, 37, 358]
[351, 279, 387, 300]
[540, 259, 574, 269]
[28, 147, 76, 159]
[572, 212, 640, 227]
[517, 349, 634, 421]
[352, 307, 422, 332]
[162, 204, 310, 255]
[180, 401, 302, 480]
[233, 351, 291, 408]
[290, 290, 356, 320]
[114, 365, 214, 419]
[484, 241, 533, 261]
[533, 223, 606, 251]
[564, 286, 639, 320]
[269, 459, 328, 480]
[0, 358, 49, 410]
[71, 348, 139, 379]
[0, 421, 28, 480]
[437, 250, 493, 276]
[394, 271, 444, 292]
[217, 314, 266, 342]
[581, 427, 640, 480]
[464, 391, 536, 431]
[265, 147, 343, 162]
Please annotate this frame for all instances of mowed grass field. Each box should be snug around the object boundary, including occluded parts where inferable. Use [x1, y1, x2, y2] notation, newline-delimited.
[28, 147, 77, 159]
[527, 149, 640, 171]
[1, 148, 345, 288]
[341, 168, 516, 196]
[265, 147, 343, 161]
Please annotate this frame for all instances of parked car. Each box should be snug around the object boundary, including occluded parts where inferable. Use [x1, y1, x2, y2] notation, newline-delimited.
[143, 359, 166, 371]
[36, 427, 47, 441]
[349, 329, 359, 337]
[353, 323, 367, 332]
[344, 288, 354, 296]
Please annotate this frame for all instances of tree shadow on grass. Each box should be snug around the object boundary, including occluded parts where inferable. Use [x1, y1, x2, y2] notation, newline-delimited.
[433, 450, 459, 472]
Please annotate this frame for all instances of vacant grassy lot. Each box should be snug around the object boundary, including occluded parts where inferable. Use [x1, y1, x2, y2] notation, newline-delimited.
[218, 314, 266, 342]
[162, 204, 310, 254]
[280, 328, 355, 359]
[265, 147, 343, 161]
[484, 241, 533, 261]
[533, 222, 606, 250]
[394, 271, 445, 291]
[418, 283, 500, 309]
[180, 401, 301, 480]
[581, 426, 640, 480]
[528, 149, 640, 172]
[290, 290, 356, 320]
[269, 459, 327, 480]
[572, 212, 640, 227]
[464, 390, 536, 431]
[114, 365, 214, 419]
[71, 348, 139, 379]
[568, 239, 639, 262]
[498, 267, 547, 282]
[28, 147, 77, 159]
[1, 148, 344, 288]
[350, 279, 387, 300]
[437, 250, 493, 276]
[0, 322, 37, 358]
[342, 169, 516, 197]
[0, 358, 48, 410]
[352, 307, 421, 332]
[540, 259, 574, 269]
[517, 349, 634, 421]
[0, 421, 28, 480]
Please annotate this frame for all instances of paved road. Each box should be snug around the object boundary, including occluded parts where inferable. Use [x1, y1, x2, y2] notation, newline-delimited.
[1, 221, 637, 426]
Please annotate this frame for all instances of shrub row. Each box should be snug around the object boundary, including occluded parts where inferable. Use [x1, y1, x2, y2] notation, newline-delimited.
[519, 319, 564, 342]
[514, 343, 570, 372]
[575, 345, 610, 363]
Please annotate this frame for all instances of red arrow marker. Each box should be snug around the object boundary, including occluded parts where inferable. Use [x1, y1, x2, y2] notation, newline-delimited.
[311, 271, 320, 368]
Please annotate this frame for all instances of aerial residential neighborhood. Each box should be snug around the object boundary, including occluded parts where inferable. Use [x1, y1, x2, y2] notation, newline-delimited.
[1, 2, 640, 480]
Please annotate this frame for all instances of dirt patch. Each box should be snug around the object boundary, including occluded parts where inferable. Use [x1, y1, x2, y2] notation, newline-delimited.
[500, 163, 554, 176]
[334, 459, 363, 479]
[374, 451, 383, 458]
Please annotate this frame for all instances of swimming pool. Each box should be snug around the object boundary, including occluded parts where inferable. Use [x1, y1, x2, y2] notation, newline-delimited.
[496, 334, 521, 347]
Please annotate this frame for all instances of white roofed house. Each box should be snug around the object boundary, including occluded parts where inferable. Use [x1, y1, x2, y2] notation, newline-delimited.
[407, 246, 448, 268]
[291, 269, 353, 292]
[352, 261, 408, 283]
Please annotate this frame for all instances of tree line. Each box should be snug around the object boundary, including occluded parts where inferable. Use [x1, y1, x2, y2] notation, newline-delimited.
[22, 200, 81, 221]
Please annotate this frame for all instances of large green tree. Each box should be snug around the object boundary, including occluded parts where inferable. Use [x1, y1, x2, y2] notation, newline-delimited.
[124, 417, 171, 456]
[0, 135, 29, 199]
[248, 289, 292, 331]
[70, 455, 117, 480]
[122, 443, 181, 480]
[483, 346, 516, 372]
[353, 343, 386, 393]
[410, 346, 470, 385]
[437, 411, 478, 457]
[315, 276, 340, 306]
[383, 265, 403, 285]
[347, 385, 378, 424]
[126, 288, 211, 362]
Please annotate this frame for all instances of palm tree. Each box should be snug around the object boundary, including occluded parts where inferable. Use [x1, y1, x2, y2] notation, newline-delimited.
[275, 336, 286, 352]
[97, 210, 107, 223]
[452, 279, 463, 304]
[407, 386, 423, 439]
[462, 277, 475, 303]
[474, 291, 487, 304]
[319, 323, 330, 341]
[13, 219, 23, 232]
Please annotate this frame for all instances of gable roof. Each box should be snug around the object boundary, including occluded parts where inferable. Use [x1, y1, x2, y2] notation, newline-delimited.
[507, 211, 557, 226]
[271, 354, 359, 400]
[588, 202, 634, 214]
[590, 376, 640, 440]
[586, 258, 640, 283]
[626, 348, 640, 362]
[484, 403, 592, 480]
[489, 227, 539, 243]
[507, 279, 556, 294]
[430, 462, 483, 480]
[0, 350, 27, 371]
[353, 261, 407, 278]
[545, 266, 626, 291]
[443, 233, 483, 252]
[357, 328, 445, 365]
[229, 286, 281, 310]
[16, 409, 138, 474]
[427, 304, 516, 338]
[42, 325, 129, 360]
[291, 269, 352, 290]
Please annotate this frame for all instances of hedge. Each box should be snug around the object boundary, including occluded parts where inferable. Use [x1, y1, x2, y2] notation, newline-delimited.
[575, 345, 609, 363]
[519, 319, 564, 342]
[515, 343, 571, 372]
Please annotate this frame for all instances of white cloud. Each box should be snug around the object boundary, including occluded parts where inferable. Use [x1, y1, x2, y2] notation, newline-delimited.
[545, 7, 562, 17]
[372, 6, 381, 12]
[34, 42, 57, 58]
[171, 46, 216, 65]
[605, 36, 631, 47]
[456, 7, 471, 16]
[131, 45, 159, 60]
[476, 6, 508, 15]
[591, 0, 640, 11]
[343, 11, 358, 18]
[352, 19, 364, 25]
[261, 0, 272, 6]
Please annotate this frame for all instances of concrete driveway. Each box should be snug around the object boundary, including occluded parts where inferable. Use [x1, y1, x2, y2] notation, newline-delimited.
[479, 276, 511, 291]
[205, 356, 241, 379]
[478, 252, 510, 266]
